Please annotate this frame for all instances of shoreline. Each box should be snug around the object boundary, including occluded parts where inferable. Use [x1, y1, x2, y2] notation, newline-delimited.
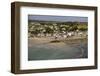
[28, 37, 88, 60]
[28, 37, 87, 44]
[28, 37, 87, 52]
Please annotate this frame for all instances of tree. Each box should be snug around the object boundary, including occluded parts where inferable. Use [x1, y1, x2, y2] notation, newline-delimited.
[78, 25, 87, 31]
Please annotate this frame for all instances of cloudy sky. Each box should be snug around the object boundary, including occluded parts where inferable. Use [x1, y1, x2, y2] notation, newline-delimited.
[28, 15, 88, 22]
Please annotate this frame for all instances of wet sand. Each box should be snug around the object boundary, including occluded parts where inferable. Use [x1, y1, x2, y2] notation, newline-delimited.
[28, 37, 88, 61]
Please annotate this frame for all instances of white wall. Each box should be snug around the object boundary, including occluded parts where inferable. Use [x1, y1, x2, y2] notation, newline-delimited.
[0, 0, 100, 76]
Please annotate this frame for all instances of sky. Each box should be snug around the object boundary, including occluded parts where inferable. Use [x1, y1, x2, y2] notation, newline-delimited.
[28, 15, 88, 22]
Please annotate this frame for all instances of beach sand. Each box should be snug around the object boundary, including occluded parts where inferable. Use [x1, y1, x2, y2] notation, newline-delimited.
[28, 37, 88, 60]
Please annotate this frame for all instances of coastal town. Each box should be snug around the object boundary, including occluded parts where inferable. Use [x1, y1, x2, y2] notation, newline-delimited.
[28, 21, 87, 41]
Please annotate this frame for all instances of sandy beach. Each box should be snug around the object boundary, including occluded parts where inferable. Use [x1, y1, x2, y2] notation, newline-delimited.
[28, 37, 88, 60]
